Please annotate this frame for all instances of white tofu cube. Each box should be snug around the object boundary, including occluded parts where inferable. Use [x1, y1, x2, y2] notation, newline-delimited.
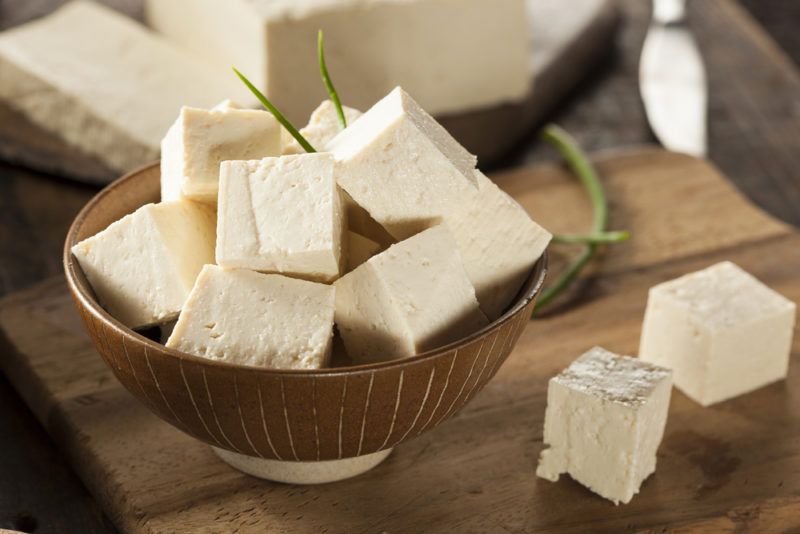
[166, 265, 334, 370]
[328, 87, 479, 241]
[444, 172, 552, 320]
[639, 261, 796, 406]
[145, 0, 530, 123]
[282, 100, 363, 155]
[0, 1, 245, 175]
[71, 201, 216, 328]
[160, 104, 281, 203]
[216, 153, 345, 282]
[346, 231, 382, 273]
[537, 347, 672, 505]
[335, 225, 489, 363]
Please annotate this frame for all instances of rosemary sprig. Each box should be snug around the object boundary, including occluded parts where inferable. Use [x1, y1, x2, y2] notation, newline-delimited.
[533, 125, 629, 316]
[317, 30, 347, 129]
[233, 67, 317, 153]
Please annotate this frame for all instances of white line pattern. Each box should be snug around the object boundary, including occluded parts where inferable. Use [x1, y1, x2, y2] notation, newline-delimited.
[419, 350, 459, 433]
[378, 370, 404, 450]
[337, 376, 348, 459]
[434, 337, 487, 426]
[202, 368, 242, 453]
[143, 346, 187, 431]
[393, 366, 436, 446]
[312, 379, 320, 461]
[462, 331, 501, 405]
[120, 335, 149, 401]
[356, 373, 375, 457]
[257, 381, 282, 460]
[234, 375, 260, 457]
[178, 359, 224, 448]
[280, 378, 299, 461]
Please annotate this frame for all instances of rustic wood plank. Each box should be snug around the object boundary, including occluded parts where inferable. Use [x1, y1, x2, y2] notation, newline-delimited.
[1, 150, 798, 533]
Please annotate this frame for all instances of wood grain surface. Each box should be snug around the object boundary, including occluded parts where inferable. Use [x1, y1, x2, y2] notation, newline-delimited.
[0, 0, 798, 532]
[1, 149, 799, 533]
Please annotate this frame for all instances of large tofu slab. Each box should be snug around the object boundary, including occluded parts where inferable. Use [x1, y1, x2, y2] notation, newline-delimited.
[282, 100, 363, 155]
[71, 201, 216, 328]
[444, 172, 552, 320]
[334, 225, 489, 363]
[160, 103, 281, 203]
[145, 0, 530, 123]
[166, 265, 335, 370]
[639, 261, 796, 406]
[328, 87, 479, 240]
[537, 347, 672, 505]
[216, 153, 345, 282]
[0, 1, 244, 175]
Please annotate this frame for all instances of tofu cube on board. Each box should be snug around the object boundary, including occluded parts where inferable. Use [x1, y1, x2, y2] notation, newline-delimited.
[328, 87, 479, 241]
[335, 225, 489, 363]
[166, 265, 335, 370]
[282, 100, 364, 155]
[639, 261, 796, 406]
[444, 172, 552, 320]
[161, 103, 281, 203]
[71, 201, 216, 329]
[0, 1, 245, 176]
[216, 153, 345, 282]
[537, 347, 673, 505]
[145, 0, 529, 124]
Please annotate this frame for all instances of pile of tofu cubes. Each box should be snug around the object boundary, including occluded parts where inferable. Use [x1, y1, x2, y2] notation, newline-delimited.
[536, 261, 795, 504]
[72, 87, 552, 369]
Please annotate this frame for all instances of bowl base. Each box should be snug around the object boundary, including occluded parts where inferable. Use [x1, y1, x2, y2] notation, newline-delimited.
[212, 447, 393, 484]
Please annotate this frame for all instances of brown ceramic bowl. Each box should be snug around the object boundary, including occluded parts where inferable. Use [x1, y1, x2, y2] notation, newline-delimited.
[63, 163, 547, 464]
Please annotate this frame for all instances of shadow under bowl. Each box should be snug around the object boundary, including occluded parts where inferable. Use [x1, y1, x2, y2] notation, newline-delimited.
[63, 162, 547, 471]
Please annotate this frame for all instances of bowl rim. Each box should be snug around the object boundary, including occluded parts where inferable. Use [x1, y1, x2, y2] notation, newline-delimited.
[64, 161, 548, 377]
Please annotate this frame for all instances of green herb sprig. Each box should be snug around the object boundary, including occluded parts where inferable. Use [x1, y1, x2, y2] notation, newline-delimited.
[233, 67, 317, 153]
[533, 125, 630, 316]
[318, 30, 347, 129]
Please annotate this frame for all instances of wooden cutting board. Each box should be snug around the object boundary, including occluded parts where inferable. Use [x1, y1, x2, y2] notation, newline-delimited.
[1, 148, 799, 533]
[0, 0, 619, 183]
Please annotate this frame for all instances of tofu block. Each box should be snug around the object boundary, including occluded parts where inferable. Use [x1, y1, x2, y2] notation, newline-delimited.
[145, 0, 530, 123]
[71, 201, 216, 328]
[0, 1, 244, 175]
[166, 265, 335, 370]
[282, 100, 363, 155]
[161, 103, 281, 203]
[334, 225, 489, 363]
[216, 153, 345, 282]
[346, 231, 382, 272]
[444, 172, 552, 320]
[537, 347, 672, 505]
[328, 87, 479, 240]
[639, 261, 796, 406]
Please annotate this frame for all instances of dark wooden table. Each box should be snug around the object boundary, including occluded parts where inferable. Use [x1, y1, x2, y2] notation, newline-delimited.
[0, 1, 798, 532]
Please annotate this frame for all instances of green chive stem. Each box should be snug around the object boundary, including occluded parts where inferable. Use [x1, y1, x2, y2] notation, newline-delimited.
[233, 68, 316, 153]
[318, 30, 347, 129]
[533, 125, 629, 315]
[553, 230, 630, 245]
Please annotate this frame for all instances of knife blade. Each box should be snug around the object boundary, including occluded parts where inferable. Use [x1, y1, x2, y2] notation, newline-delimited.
[639, 0, 708, 157]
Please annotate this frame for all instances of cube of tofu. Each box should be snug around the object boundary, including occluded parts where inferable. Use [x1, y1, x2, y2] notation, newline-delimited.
[335, 225, 489, 363]
[537, 347, 672, 505]
[71, 201, 216, 328]
[216, 153, 345, 282]
[328, 87, 479, 241]
[166, 265, 335, 370]
[160, 103, 281, 203]
[346, 231, 382, 272]
[282, 100, 363, 155]
[444, 172, 551, 320]
[639, 261, 796, 406]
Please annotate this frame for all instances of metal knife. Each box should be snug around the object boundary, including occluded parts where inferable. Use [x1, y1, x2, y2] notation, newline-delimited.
[639, 0, 708, 157]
